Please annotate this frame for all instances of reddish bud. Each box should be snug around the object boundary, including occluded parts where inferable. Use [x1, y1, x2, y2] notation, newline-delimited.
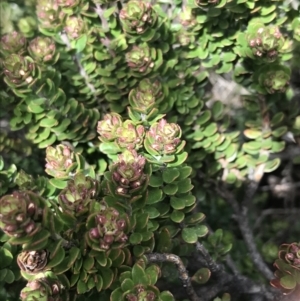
[117, 219, 126, 230]
[25, 221, 35, 234]
[89, 228, 100, 239]
[103, 235, 114, 244]
[96, 215, 106, 225]
[27, 203, 36, 216]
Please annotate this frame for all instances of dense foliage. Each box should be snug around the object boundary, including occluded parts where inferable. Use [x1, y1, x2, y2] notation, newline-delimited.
[1, 0, 300, 301]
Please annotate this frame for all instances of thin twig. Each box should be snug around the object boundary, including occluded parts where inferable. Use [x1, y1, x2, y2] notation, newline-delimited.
[260, 182, 300, 192]
[195, 242, 222, 275]
[144, 253, 200, 301]
[94, 4, 109, 32]
[254, 208, 300, 231]
[194, 242, 275, 301]
[60, 33, 96, 94]
[215, 185, 274, 280]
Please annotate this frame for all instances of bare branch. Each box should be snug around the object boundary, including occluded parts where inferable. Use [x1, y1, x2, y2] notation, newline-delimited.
[144, 253, 200, 301]
[215, 184, 274, 280]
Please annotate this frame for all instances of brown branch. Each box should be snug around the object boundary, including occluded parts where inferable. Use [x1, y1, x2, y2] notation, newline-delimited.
[144, 253, 200, 301]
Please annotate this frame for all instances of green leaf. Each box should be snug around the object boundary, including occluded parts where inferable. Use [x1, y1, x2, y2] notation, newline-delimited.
[185, 212, 206, 225]
[192, 268, 211, 284]
[83, 255, 95, 271]
[129, 233, 143, 245]
[0, 248, 13, 268]
[67, 247, 81, 268]
[156, 228, 172, 253]
[272, 126, 288, 138]
[75, 34, 88, 52]
[100, 268, 114, 289]
[204, 123, 218, 137]
[133, 245, 145, 257]
[146, 187, 163, 204]
[178, 166, 193, 180]
[121, 278, 134, 292]
[163, 184, 178, 195]
[22, 229, 50, 251]
[47, 245, 65, 269]
[271, 112, 285, 127]
[145, 265, 160, 286]
[99, 142, 121, 155]
[39, 118, 59, 128]
[0, 269, 8, 282]
[167, 152, 188, 167]
[49, 178, 68, 189]
[103, 5, 116, 18]
[95, 275, 103, 292]
[171, 210, 185, 223]
[144, 206, 160, 219]
[195, 225, 209, 237]
[135, 213, 149, 230]
[182, 228, 198, 244]
[77, 279, 88, 294]
[38, 134, 57, 148]
[149, 174, 163, 187]
[177, 178, 193, 193]
[280, 274, 296, 290]
[132, 263, 149, 285]
[111, 287, 124, 301]
[4, 269, 14, 284]
[208, 229, 223, 247]
[264, 158, 281, 173]
[197, 111, 211, 125]
[160, 291, 175, 301]
[170, 197, 186, 210]
[212, 101, 224, 120]
[243, 129, 262, 139]
[162, 168, 180, 183]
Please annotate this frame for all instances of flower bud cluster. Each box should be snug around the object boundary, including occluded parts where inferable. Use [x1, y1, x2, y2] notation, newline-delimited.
[116, 121, 145, 150]
[0, 31, 27, 56]
[126, 284, 157, 301]
[128, 79, 163, 115]
[17, 250, 48, 274]
[97, 113, 123, 142]
[2, 54, 36, 87]
[126, 44, 154, 74]
[87, 204, 128, 250]
[45, 144, 75, 178]
[0, 191, 43, 238]
[279, 243, 300, 268]
[20, 278, 66, 301]
[36, 0, 62, 30]
[58, 173, 99, 216]
[120, 1, 157, 35]
[111, 150, 147, 197]
[28, 37, 58, 64]
[145, 119, 183, 155]
[248, 26, 284, 62]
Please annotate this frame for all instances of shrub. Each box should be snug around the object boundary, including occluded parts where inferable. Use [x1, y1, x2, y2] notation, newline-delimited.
[1, 0, 300, 301]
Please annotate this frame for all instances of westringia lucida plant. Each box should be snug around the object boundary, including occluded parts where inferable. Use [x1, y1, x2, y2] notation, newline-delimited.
[1, 0, 300, 301]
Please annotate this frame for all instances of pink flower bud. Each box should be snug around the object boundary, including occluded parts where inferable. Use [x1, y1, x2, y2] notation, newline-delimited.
[117, 219, 126, 230]
[27, 203, 36, 216]
[89, 228, 100, 239]
[103, 235, 114, 244]
[25, 221, 35, 234]
[96, 215, 106, 225]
